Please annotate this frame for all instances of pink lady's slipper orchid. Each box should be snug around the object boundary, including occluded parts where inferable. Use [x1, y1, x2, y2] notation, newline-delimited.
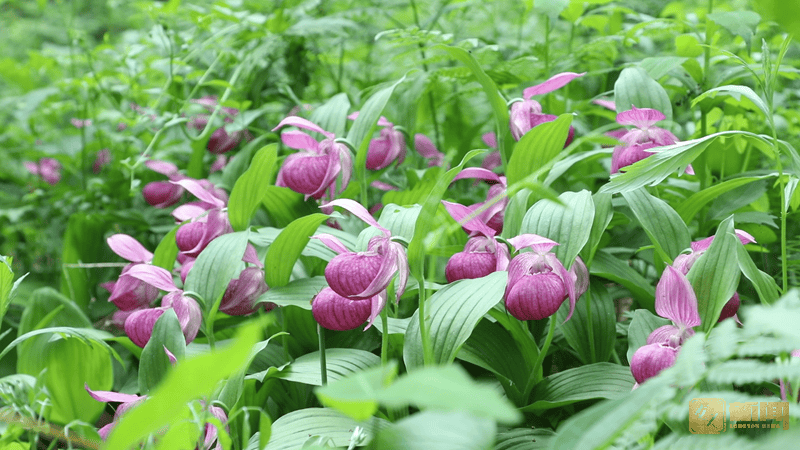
[170, 179, 232, 258]
[106, 234, 160, 311]
[85, 384, 145, 440]
[480, 132, 502, 171]
[142, 160, 186, 208]
[442, 201, 509, 282]
[93, 149, 111, 173]
[414, 134, 445, 167]
[503, 234, 589, 321]
[312, 199, 409, 330]
[312, 287, 373, 331]
[452, 168, 508, 235]
[273, 116, 353, 201]
[673, 229, 755, 323]
[189, 96, 246, 154]
[630, 343, 679, 385]
[24, 158, 62, 185]
[121, 265, 202, 348]
[610, 106, 682, 174]
[219, 267, 272, 316]
[349, 113, 406, 170]
[510, 72, 584, 142]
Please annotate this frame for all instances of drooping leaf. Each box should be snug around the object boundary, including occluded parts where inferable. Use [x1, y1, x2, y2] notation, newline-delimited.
[228, 144, 278, 231]
[522, 363, 635, 412]
[736, 243, 780, 305]
[506, 114, 573, 187]
[0, 257, 15, 335]
[622, 188, 691, 264]
[457, 320, 529, 397]
[60, 213, 107, 311]
[265, 408, 383, 450]
[404, 272, 507, 368]
[520, 190, 594, 269]
[692, 85, 769, 118]
[257, 276, 328, 310]
[315, 362, 399, 421]
[152, 224, 180, 271]
[348, 76, 406, 177]
[585, 193, 613, 263]
[264, 213, 329, 288]
[261, 186, 318, 228]
[249, 348, 380, 386]
[675, 176, 771, 223]
[707, 11, 761, 46]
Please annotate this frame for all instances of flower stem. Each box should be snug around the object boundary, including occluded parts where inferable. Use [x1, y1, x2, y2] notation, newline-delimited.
[381, 284, 394, 366]
[318, 323, 328, 386]
[533, 316, 557, 383]
[416, 275, 433, 365]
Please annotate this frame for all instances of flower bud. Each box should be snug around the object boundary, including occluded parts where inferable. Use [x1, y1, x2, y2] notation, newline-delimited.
[445, 235, 509, 283]
[366, 126, 406, 170]
[630, 343, 679, 384]
[312, 287, 372, 331]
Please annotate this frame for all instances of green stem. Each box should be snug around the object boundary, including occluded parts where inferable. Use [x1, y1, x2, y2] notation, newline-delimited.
[533, 316, 557, 383]
[381, 282, 395, 366]
[410, 0, 442, 151]
[206, 317, 216, 351]
[416, 275, 432, 365]
[318, 324, 328, 386]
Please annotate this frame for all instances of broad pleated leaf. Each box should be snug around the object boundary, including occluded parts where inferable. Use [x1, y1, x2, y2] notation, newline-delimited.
[692, 84, 769, 119]
[228, 144, 278, 231]
[520, 190, 594, 269]
[249, 348, 380, 385]
[457, 320, 529, 397]
[494, 428, 555, 450]
[315, 362, 399, 421]
[151, 223, 180, 271]
[266, 408, 383, 450]
[585, 193, 613, 263]
[736, 243, 780, 305]
[261, 186, 318, 228]
[257, 276, 328, 310]
[373, 411, 495, 450]
[185, 231, 250, 312]
[622, 188, 691, 263]
[506, 114, 573, 187]
[522, 363, 634, 412]
[556, 281, 616, 364]
[310, 93, 351, 138]
[614, 67, 672, 121]
[264, 213, 329, 288]
[686, 217, 741, 332]
[404, 271, 507, 368]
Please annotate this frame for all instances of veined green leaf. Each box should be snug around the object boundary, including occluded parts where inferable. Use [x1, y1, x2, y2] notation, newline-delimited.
[676, 175, 772, 223]
[622, 188, 691, 264]
[556, 281, 617, 364]
[257, 276, 328, 310]
[626, 309, 671, 362]
[507, 114, 573, 187]
[614, 67, 672, 121]
[185, 231, 250, 313]
[228, 144, 278, 231]
[249, 348, 379, 386]
[315, 362, 398, 421]
[692, 84, 769, 118]
[523, 363, 634, 412]
[152, 223, 180, 271]
[265, 408, 383, 450]
[264, 213, 329, 288]
[373, 411, 495, 450]
[590, 251, 655, 312]
[138, 310, 186, 395]
[520, 190, 594, 269]
[736, 242, 780, 305]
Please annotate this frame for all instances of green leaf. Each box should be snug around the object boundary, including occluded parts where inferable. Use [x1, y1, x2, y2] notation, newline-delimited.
[261, 186, 318, 228]
[550, 377, 674, 449]
[614, 67, 672, 122]
[310, 93, 351, 138]
[494, 428, 555, 450]
[138, 310, 186, 395]
[692, 85, 769, 119]
[457, 320, 529, 397]
[44, 337, 113, 425]
[249, 348, 379, 385]
[60, 213, 107, 311]
[152, 224, 180, 271]
[3, 327, 119, 365]
[590, 251, 655, 311]
[675, 176, 771, 223]
[599, 131, 764, 194]
[626, 309, 671, 362]
[257, 276, 328, 310]
[638, 56, 688, 80]
[556, 281, 617, 364]
[185, 231, 250, 312]
[520, 190, 594, 269]
[404, 272, 507, 368]
[0, 257, 14, 334]
[105, 319, 263, 450]
[506, 114, 573, 187]
[379, 365, 521, 424]
[376, 204, 422, 242]
[736, 243, 780, 305]
[265, 408, 383, 450]
[373, 411, 495, 450]
[435, 45, 513, 164]
[217, 328, 280, 409]
[622, 188, 691, 264]
[687, 217, 740, 332]
[585, 193, 613, 263]
[228, 144, 278, 231]
[408, 149, 484, 279]
[264, 213, 329, 288]
[522, 363, 634, 412]
[708, 11, 761, 45]
[315, 362, 398, 421]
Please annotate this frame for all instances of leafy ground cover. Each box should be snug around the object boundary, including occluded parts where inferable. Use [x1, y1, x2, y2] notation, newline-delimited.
[2, 0, 800, 448]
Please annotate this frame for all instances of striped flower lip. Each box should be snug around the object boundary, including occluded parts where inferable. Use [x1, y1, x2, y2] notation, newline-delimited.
[312, 287, 375, 331]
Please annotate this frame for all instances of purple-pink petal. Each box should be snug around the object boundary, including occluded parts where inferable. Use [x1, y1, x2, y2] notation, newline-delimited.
[452, 167, 504, 185]
[322, 199, 389, 236]
[442, 201, 497, 237]
[593, 99, 616, 111]
[272, 116, 334, 139]
[311, 233, 351, 255]
[107, 234, 153, 263]
[125, 264, 178, 292]
[85, 383, 143, 404]
[170, 179, 226, 208]
[616, 106, 665, 128]
[522, 72, 586, 99]
[145, 160, 180, 176]
[507, 234, 559, 254]
[655, 266, 701, 328]
[312, 287, 372, 331]
[630, 343, 679, 384]
[280, 130, 319, 150]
